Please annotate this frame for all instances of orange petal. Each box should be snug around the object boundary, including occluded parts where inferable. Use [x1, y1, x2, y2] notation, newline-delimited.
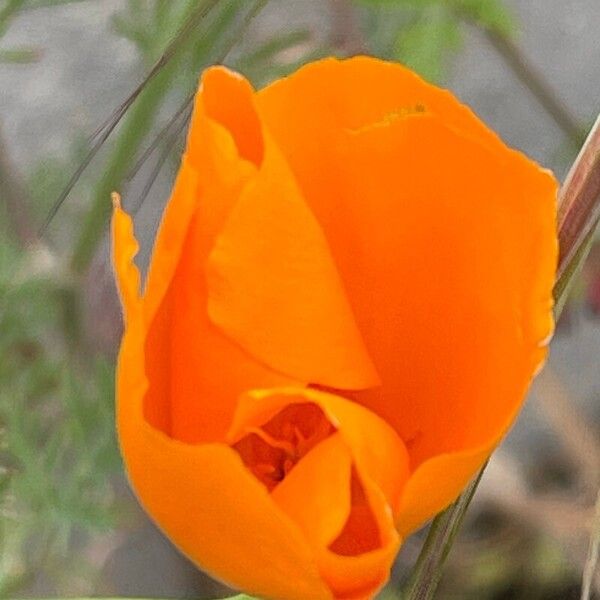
[318, 476, 401, 600]
[331, 113, 556, 466]
[198, 65, 264, 166]
[139, 66, 295, 443]
[206, 126, 379, 390]
[396, 445, 491, 537]
[271, 432, 353, 548]
[261, 69, 556, 457]
[116, 313, 332, 600]
[257, 55, 505, 159]
[255, 56, 556, 531]
[228, 387, 405, 599]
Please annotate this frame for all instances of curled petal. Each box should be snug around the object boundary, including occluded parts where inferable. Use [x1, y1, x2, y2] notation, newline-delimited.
[318, 477, 401, 600]
[271, 433, 353, 548]
[229, 387, 410, 513]
[206, 124, 380, 391]
[139, 67, 296, 443]
[229, 387, 407, 599]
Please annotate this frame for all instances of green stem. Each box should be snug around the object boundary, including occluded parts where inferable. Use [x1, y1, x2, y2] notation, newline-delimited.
[403, 466, 486, 599]
[404, 112, 600, 600]
[581, 488, 600, 600]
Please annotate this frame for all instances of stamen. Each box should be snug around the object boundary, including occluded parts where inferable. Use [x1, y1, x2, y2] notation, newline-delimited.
[246, 426, 296, 456]
[232, 402, 336, 490]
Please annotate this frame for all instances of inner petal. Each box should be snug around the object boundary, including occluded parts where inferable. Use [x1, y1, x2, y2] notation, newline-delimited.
[229, 387, 410, 516]
[206, 125, 380, 391]
[271, 433, 353, 549]
[329, 469, 381, 557]
[230, 397, 398, 558]
[228, 389, 406, 598]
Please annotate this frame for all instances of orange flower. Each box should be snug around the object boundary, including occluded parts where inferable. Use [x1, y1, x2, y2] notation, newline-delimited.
[112, 57, 557, 600]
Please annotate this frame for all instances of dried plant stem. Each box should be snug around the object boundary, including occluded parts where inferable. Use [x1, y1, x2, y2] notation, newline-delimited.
[557, 115, 600, 282]
[405, 112, 600, 600]
[581, 488, 600, 600]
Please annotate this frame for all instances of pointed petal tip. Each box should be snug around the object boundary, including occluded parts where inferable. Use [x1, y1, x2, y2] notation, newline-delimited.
[111, 191, 121, 210]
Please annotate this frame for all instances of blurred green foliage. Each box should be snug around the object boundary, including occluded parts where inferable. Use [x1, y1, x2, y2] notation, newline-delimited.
[0, 238, 120, 595]
[358, 0, 513, 82]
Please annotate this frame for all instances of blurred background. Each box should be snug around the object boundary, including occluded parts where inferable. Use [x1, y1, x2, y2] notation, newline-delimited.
[1, 1, 599, 599]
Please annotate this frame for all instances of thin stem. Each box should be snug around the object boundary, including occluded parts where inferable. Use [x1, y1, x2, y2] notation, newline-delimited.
[123, 93, 194, 185]
[482, 27, 586, 147]
[581, 488, 600, 600]
[405, 111, 600, 600]
[403, 466, 486, 600]
[557, 115, 600, 281]
[130, 106, 192, 215]
[38, 0, 223, 238]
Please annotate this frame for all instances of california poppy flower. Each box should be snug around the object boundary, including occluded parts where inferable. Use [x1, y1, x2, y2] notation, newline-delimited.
[112, 56, 557, 600]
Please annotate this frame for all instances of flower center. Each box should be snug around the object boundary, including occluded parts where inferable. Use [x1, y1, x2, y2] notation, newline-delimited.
[231, 402, 335, 490]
